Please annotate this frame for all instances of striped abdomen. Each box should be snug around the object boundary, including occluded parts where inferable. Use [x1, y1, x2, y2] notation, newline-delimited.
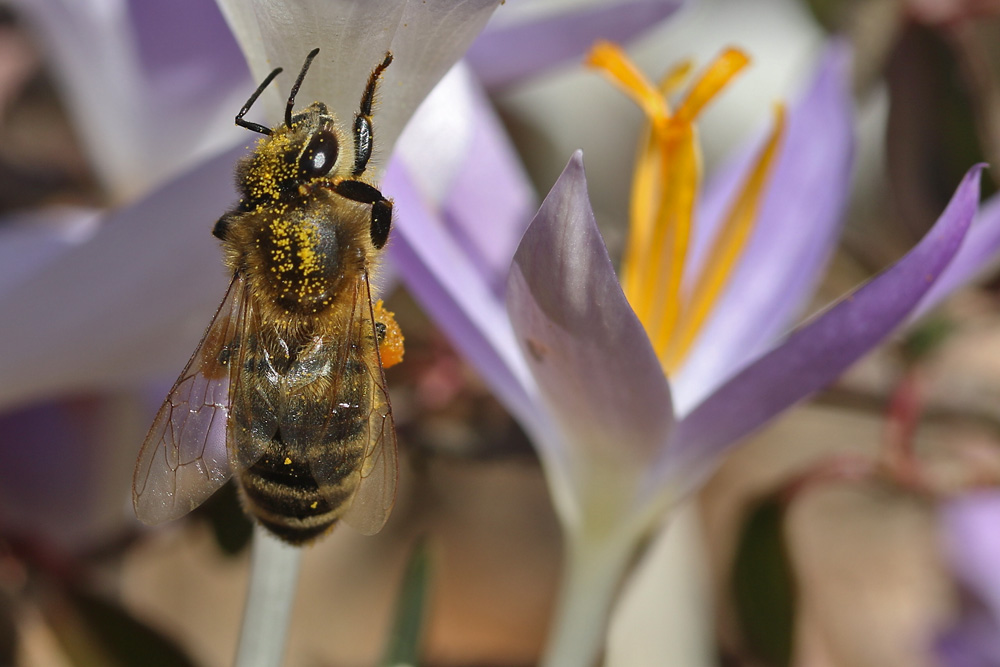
[237, 429, 365, 544]
[232, 330, 373, 545]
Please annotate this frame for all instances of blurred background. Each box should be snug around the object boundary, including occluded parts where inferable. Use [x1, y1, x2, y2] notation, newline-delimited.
[2, 0, 1000, 665]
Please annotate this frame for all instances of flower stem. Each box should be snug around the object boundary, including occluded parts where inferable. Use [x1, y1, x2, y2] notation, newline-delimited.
[540, 533, 636, 667]
[235, 525, 303, 667]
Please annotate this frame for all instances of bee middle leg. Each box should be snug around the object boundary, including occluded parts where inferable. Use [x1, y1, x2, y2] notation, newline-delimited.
[333, 180, 392, 250]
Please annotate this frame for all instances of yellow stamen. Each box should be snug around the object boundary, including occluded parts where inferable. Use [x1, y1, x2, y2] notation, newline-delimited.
[623, 126, 658, 302]
[622, 60, 696, 298]
[645, 125, 699, 355]
[663, 104, 787, 372]
[587, 41, 670, 129]
[588, 43, 782, 376]
[659, 60, 694, 96]
[673, 49, 750, 125]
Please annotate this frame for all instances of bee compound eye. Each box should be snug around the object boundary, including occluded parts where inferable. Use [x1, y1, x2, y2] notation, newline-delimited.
[299, 130, 339, 178]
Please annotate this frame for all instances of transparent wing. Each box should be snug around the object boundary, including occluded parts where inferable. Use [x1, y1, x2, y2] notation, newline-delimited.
[341, 273, 398, 535]
[225, 292, 276, 474]
[301, 272, 398, 536]
[132, 275, 247, 525]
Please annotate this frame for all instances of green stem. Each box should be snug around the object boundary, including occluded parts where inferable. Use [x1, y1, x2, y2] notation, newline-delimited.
[234, 525, 303, 667]
[540, 532, 637, 667]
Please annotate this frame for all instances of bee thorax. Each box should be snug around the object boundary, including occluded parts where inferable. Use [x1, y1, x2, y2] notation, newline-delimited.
[246, 209, 363, 316]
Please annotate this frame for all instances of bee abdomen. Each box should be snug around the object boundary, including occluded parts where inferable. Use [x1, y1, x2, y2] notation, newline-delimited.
[238, 444, 360, 545]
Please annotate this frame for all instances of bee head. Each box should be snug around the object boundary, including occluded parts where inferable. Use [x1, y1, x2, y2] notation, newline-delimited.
[235, 106, 348, 210]
[233, 49, 354, 209]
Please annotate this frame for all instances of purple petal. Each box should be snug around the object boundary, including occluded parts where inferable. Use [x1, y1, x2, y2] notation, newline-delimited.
[912, 190, 1000, 319]
[667, 165, 983, 486]
[506, 152, 674, 466]
[0, 146, 242, 411]
[675, 42, 855, 412]
[384, 160, 540, 432]
[468, 0, 684, 89]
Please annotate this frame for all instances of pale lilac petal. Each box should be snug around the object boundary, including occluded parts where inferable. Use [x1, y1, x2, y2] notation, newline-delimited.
[675, 42, 855, 413]
[506, 152, 674, 467]
[384, 160, 540, 433]
[0, 146, 243, 411]
[468, 0, 684, 89]
[394, 64, 537, 297]
[667, 166, 983, 487]
[394, 64, 478, 206]
[216, 0, 501, 163]
[439, 78, 537, 297]
[912, 191, 1000, 319]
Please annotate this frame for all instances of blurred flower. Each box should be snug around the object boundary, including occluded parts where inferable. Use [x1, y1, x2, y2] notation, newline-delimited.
[938, 491, 1000, 666]
[388, 40, 989, 665]
[906, 0, 1000, 26]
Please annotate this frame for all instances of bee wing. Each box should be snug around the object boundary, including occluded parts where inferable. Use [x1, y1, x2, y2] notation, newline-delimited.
[340, 276, 398, 535]
[301, 272, 398, 536]
[132, 275, 247, 525]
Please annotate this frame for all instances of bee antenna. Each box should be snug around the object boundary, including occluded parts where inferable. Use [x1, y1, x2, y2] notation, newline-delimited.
[236, 66, 284, 136]
[286, 48, 321, 128]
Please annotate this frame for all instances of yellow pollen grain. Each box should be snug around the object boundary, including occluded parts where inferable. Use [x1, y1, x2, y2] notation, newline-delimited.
[310, 501, 318, 509]
[284, 457, 292, 465]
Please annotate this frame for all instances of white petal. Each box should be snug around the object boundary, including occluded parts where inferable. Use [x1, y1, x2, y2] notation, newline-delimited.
[215, 0, 501, 169]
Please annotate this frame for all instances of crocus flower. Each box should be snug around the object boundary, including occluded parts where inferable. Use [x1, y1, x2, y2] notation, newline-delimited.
[387, 40, 991, 665]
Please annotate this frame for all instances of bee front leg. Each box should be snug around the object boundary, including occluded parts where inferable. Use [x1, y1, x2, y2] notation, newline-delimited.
[351, 53, 393, 177]
[333, 180, 393, 249]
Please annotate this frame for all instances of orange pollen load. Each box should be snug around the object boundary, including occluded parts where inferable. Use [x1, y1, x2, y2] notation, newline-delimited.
[374, 300, 404, 369]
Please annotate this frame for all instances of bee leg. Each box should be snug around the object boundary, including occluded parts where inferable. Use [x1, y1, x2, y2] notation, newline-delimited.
[333, 180, 393, 249]
[351, 52, 393, 177]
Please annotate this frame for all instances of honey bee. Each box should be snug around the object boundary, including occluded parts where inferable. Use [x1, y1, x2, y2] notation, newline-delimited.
[132, 49, 402, 545]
